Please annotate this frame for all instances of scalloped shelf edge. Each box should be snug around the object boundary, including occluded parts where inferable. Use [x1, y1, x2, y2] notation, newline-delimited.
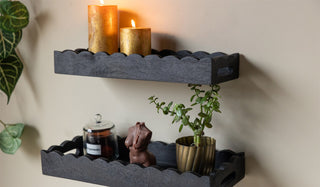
[41, 136, 245, 187]
[54, 49, 239, 85]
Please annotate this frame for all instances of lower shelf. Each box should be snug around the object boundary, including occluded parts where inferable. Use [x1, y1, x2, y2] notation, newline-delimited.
[41, 136, 245, 187]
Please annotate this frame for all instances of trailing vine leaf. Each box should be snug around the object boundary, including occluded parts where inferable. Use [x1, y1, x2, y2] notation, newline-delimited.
[0, 123, 24, 154]
[6, 123, 24, 138]
[0, 51, 23, 103]
[0, 28, 22, 59]
[0, 1, 29, 32]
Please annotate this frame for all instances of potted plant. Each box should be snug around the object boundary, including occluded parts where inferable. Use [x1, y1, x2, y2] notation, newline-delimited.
[0, 0, 29, 154]
[148, 84, 221, 175]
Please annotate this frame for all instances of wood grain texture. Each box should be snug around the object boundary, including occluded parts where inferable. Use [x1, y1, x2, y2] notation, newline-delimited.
[54, 49, 239, 85]
[41, 136, 245, 187]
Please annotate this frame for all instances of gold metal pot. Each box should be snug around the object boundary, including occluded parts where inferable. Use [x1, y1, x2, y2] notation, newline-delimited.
[176, 136, 216, 175]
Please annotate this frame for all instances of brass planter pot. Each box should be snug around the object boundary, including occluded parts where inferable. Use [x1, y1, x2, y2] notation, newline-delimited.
[176, 136, 216, 175]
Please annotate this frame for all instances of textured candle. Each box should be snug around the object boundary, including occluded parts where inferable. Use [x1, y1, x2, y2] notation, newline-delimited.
[120, 20, 151, 56]
[88, 5, 118, 54]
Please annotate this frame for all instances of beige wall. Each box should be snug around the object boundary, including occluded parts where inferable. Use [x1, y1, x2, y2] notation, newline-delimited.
[1, 0, 320, 186]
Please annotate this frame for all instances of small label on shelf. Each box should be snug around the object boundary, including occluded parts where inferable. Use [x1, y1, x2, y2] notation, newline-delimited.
[86, 143, 101, 155]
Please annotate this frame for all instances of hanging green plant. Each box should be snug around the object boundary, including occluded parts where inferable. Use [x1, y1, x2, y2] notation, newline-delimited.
[0, 0, 29, 154]
[0, 1, 29, 32]
[0, 29, 22, 59]
[0, 51, 23, 102]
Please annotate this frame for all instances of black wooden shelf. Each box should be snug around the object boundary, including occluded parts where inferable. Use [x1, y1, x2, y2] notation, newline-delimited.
[54, 49, 239, 85]
[41, 136, 245, 187]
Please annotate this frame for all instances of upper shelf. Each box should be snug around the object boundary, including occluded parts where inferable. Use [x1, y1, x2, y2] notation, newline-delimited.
[54, 49, 239, 85]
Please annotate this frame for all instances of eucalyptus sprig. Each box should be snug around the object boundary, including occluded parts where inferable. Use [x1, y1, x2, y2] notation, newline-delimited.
[0, 0, 29, 154]
[148, 84, 221, 147]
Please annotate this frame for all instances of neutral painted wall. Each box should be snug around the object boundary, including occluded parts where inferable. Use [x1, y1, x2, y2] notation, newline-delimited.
[1, 0, 319, 186]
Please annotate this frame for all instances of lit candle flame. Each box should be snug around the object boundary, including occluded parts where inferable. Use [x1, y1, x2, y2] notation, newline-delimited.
[131, 19, 136, 28]
[100, 0, 104, 5]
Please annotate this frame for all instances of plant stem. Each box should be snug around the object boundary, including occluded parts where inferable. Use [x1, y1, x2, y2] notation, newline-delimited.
[0, 119, 7, 129]
[194, 134, 201, 147]
[0, 120, 15, 137]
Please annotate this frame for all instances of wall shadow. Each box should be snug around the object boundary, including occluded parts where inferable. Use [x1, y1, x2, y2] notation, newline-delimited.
[220, 54, 288, 138]
[152, 33, 179, 51]
[24, 0, 51, 54]
[217, 55, 291, 187]
[16, 0, 51, 109]
[21, 125, 41, 159]
[245, 154, 280, 187]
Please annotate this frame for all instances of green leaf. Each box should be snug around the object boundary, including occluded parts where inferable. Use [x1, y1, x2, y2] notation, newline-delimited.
[179, 104, 185, 108]
[189, 84, 196, 90]
[179, 124, 183, 132]
[185, 107, 192, 112]
[198, 112, 207, 118]
[201, 96, 208, 103]
[148, 96, 154, 100]
[191, 102, 197, 106]
[196, 97, 202, 103]
[205, 123, 213, 128]
[213, 100, 220, 110]
[215, 109, 222, 113]
[172, 115, 180, 123]
[211, 84, 220, 92]
[182, 116, 188, 125]
[162, 107, 169, 115]
[194, 118, 200, 125]
[195, 89, 200, 95]
[205, 115, 212, 123]
[167, 101, 173, 109]
[190, 94, 195, 102]
[0, 28, 22, 59]
[172, 116, 178, 123]
[205, 90, 211, 97]
[0, 51, 23, 103]
[207, 100, 213, 107]
[0, 1, 29, 32]
[173, 104, 179, 111]
[6, 123, 24, 138]
[0, 123, 24, 154]
[202, 105, 209, 112]
[176, 108, 182, 117]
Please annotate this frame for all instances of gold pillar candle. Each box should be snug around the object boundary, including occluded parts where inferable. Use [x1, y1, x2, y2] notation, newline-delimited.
[88, 3, 118, 54]
[120, 20, 151, 56]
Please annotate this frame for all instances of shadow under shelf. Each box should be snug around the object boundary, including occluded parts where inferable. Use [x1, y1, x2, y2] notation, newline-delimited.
[41, 136, 245, 187]
[54, 49, 239, 85]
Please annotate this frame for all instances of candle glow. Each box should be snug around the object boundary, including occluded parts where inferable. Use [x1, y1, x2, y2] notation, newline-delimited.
[131, 19, 136, 28]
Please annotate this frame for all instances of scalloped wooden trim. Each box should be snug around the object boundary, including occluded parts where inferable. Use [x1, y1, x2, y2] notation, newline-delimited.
[54, 49, 239, 85]
[41, 136, 245, 187]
